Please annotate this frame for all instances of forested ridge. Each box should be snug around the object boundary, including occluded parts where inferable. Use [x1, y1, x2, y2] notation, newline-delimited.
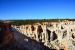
[4, 19, 75, 25]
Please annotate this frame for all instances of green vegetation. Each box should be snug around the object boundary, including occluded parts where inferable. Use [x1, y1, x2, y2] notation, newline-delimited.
[9, 19, 75, 25]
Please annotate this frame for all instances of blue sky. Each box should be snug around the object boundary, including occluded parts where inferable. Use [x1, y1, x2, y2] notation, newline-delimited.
[0, 0, 75, 20]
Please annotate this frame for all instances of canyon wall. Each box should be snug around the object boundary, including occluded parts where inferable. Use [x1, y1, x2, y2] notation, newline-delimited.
[12, 20, 75, 50]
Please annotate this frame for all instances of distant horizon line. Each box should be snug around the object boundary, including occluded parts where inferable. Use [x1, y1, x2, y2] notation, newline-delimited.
[0, 18, 75, 20]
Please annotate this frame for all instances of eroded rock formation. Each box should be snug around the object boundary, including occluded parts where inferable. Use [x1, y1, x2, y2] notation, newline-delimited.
[12, 20, 75, 50]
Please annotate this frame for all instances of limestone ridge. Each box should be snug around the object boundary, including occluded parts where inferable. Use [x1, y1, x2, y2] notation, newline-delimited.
[12, 20, 75, 50]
